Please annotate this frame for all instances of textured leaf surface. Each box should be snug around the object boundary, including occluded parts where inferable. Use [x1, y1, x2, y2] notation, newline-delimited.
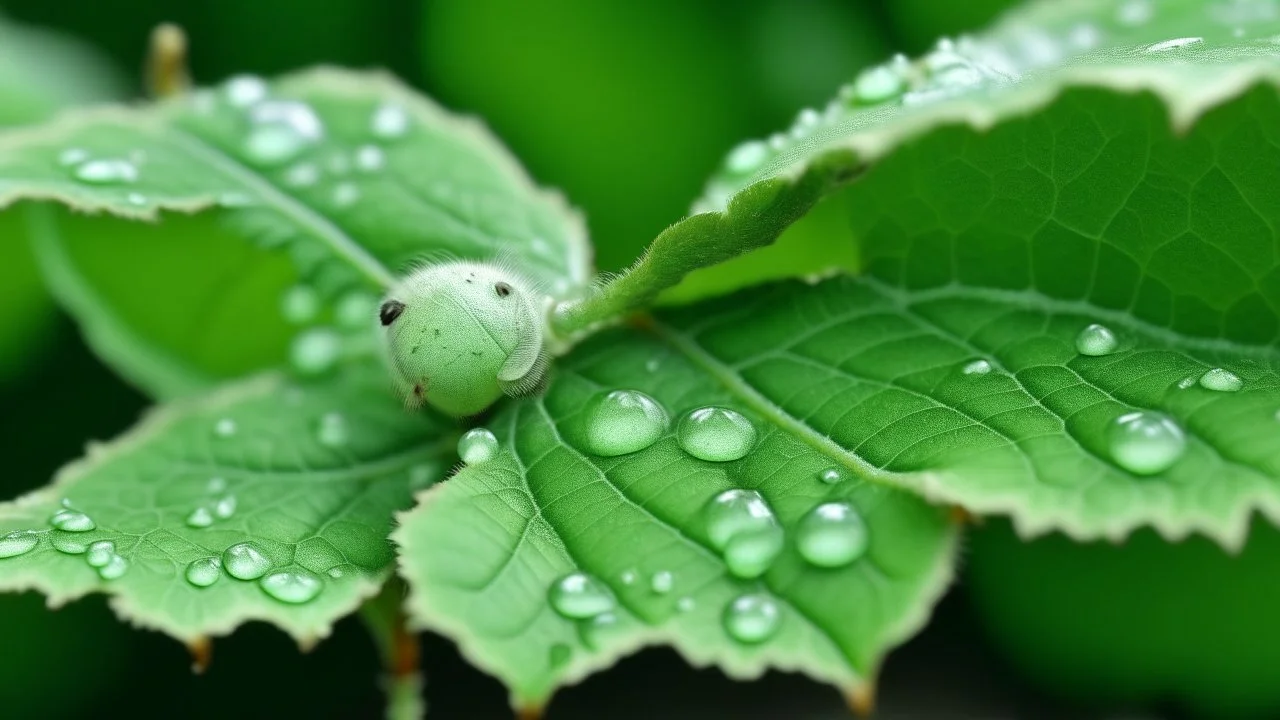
[0, 68, 589, 396]
[396, 309, 957, 708]
[0, 364, 452, 643]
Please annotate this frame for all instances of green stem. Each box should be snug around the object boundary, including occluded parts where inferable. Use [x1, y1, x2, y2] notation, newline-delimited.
[360, 578, 425, 720]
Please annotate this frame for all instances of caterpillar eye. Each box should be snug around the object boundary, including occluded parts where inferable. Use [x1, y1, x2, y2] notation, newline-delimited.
[380, 300, 406, 326]
[494, 282, 512, 298]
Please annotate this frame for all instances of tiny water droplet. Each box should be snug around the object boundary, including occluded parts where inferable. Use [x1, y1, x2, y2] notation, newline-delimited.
[371, 103, 409, 138]
[284, 162, 320, 188]
[650, 570, 674, 594]
[213, 495, 237, 520]
[223, 542, 272, 580]
[86, 540, 115, 568]
[280, 285, 320, 324]
[677, 407, 756, 462]
[185, 557, 222, 588]
[186, 506, 214, 528]
[724, 140, 768, 175]
[126, 192, 147, 206]
[1117, 0, 1153, 25]
[676, 597, 696, 613]
[962, 359, 992, 375]
[316, 412, 349, 448]
[409, 463, 435, 489]
[851, 65, 904, 104]
[582, 390, 669, 457]
[290, 327, 342, 376]
[224, 74, 268, 107]
[50, 509, 95, 532]
[458, 428, 499, 465]
[244, 100, 324, 165]
[817, 467, 846, 484]
[98, 554, 129, 580]
[260, 570, 323, 604]
[74, 159, 138, 184]
[704, 489, 784, 579]
[0, 531, 38, 559]
[331, 182, 360, 207]
[335, 291, 378, 330]
[58, 147, 88, 166]
[327, 566, 345, 579]
[1199, 368, 1242, 392]
[1176, 376, 1196, 390]
[619, 570, 637, 585]
[51, 533, 88, 554]
[1075, 323, 1119, 356]
[548, 572, 615, 619]
[1108, 411, 1186, 476]
[723, 593, 781, 644]
[214, 418, 238, 438]
[796, 502, 868, 568]
[578, 612, 624, 651]
[1147, 37, 1202, 52]
[355, 144, 385, 171]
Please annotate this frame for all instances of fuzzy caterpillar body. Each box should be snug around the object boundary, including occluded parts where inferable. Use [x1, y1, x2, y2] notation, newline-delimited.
[378, 260, 548, 417]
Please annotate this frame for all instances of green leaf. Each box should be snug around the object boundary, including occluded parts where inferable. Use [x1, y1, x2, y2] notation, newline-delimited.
[0, 363, 453, 644]
[395, 319, 957, 709]
[0, 68, 590, 396]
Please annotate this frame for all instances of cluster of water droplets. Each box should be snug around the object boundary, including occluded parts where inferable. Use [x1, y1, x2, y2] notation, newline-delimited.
[281, 283, 381, 378]
[183, 476, 238, 529]
[0, 500, 134, 580]
[181, 540, 324, 604]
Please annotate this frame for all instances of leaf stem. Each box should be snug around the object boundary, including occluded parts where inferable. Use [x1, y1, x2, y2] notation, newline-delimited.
[146, 23, 190, 98]
[360, 578, 425, 720]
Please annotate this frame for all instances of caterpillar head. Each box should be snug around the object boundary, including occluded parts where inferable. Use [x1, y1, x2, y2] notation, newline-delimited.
[379, 260, 548, 417]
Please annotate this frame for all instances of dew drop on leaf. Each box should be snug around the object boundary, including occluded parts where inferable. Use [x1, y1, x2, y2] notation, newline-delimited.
[280, 285, 321, 324]
[185, 557, 222, 588]
[1199, 368, 1243, 392]
[213, 418, 238, 438]
[458, 428, 499, 465]
[355, 144, 385, 171]
[290, 327, 342, 376]
[619, 569, 637, 585]
[649, 570, 674, 594]
[371, 103, 409, 138]
[185, 506, 214, 529]
[315, 412, 349, 448]
[58, 147, 88, 166]
[331, 181, 360, 208]
[677, 407, 756, 462]
[213, 495, 237, 520]
[1146, 36, 1203, 52]
[86, 540, 115, 568]
[222, 542, 272, 580]
[547, 571, 615, 620]
[723, 593, 781, 644]
[1108, 411, 1186, 476]
[1075, 323, 1119, 356]
[850, 64, 905, 105]
[73, 158, 138, 184]
[578, 612, 624, 651]
[676, 597, 696, 613]
[260, 570, 323, 604]
[796, 502, 868, 568]
[50, 533, 88, 554]
[703, 489, 784, 579]
[335, 292, 379, 330]
[243, 100, 324, 166]
[97, 554, 129, 581]
[223, 74, 268, 107]
[817, 467, 846, 484]
[962, 359, 992, 375]
[582, 389, 668, 457]
[49, 509, 95, 532]
[724, 140, 768, 175]
[284, 161, 320, 188]
[0, 531, 37, 559]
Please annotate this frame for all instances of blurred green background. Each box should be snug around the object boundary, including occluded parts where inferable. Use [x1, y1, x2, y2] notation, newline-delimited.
[7, 1, 1265, 718]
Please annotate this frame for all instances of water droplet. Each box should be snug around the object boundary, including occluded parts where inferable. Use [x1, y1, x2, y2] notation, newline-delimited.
[213, 495, 237, 520]
[1199, 368, 1242, 392]
[1067, 23, 1102, 50]
[1108, 411, 1186, 476]
[796, 502, 868, 568]
[327, 567, 345, 579]
[185, 557, 222, 588]
[1075, 323, 1119, 356]
[331, 182, 360, 207]
[260, 570, 323, 604]
[724, 525, 785, 579]
[244, 100, 324, 166]
[676, 596, 696, 613]
[548, 572, 615, 619]
[725, 140, 768, 175]
[316, 412, 349, 448]
[0, 531, 37, 559]
[355, 144, 385, 171]
[186, 506, 213, 528]
[50, 509, 95, 532]
[677, 407, 756, 462]
[650, 570, 674, 594]
[86, 541, 115, 568]
[74, 159, 138, 184]
[51, 533, 88, 554]
[284, 162, 320, 188]
[1176, 376, 1196, 390]
[335, 291, 378, 329]
[126, 192, 147, 206]
[224, 74, 268, 107]
[58, 147, 88, 166]
[723, 593, 781, 644]
[817, 467, 846, 484]
[1117, 0, 1153, 25]
[1147, 37, 1203, 52]
[214, 418, 237, 438]
[851, 65, 904, 104]
[222, 542, 272, 580]
[371, 103, 409, 138]
[98, 554, 129, 580]
[619, 570, 637, 585]
[704, 489, 784, 579]
[578, 611, 625, 650]
[458, 428, 499, 465]
[962, 359, 992, 375]
[582, 390, 669, 457]
[290, 327, 342, 376]
[280, 285, 320, 324]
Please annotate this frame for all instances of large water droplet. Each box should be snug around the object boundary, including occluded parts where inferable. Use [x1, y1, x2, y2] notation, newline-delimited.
[186, 506, 214, 529]
[723, 593, 781, 644]
[74, 159, 138, 184]
[213, 495, 238, 520]
[582, 390, 668, 457]
[316, 412, 349, 448]
[50, 509, 95, 532]
[458, 428, 499, 465]
[0, 531, 37, 559]
[223, 542, 272, 580]
[371, 103, 410, 138]
[851, 65, 904, 105]
[677, 407, 756, 462]
[724, 141, 768, 175]
[1199, 368, 1242, 392]
[1075, 323, 1119, 356]
[355, 144, 385, 171]
[186, 557, 222, 588]
[817, 467, 846, 485]
[98, 554, 129, 580]
[224, 74, 268, 107]
[796, 502, 868, 568]
[280, 285, 320, 324]
[1108, 411, 1186, 476]
[548, 572, 615, 619]
[650, 570, 674, 594]
[704, 489, 784, 579]
[51, 533, 88, 554]
[724, 526, 785, 579]
[260, 570, 323, 604]
[243, 100, 324, 166]
[962, 359, 992, 375]
[290, 327, 342, 376]
[86, 540, 116, 568]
